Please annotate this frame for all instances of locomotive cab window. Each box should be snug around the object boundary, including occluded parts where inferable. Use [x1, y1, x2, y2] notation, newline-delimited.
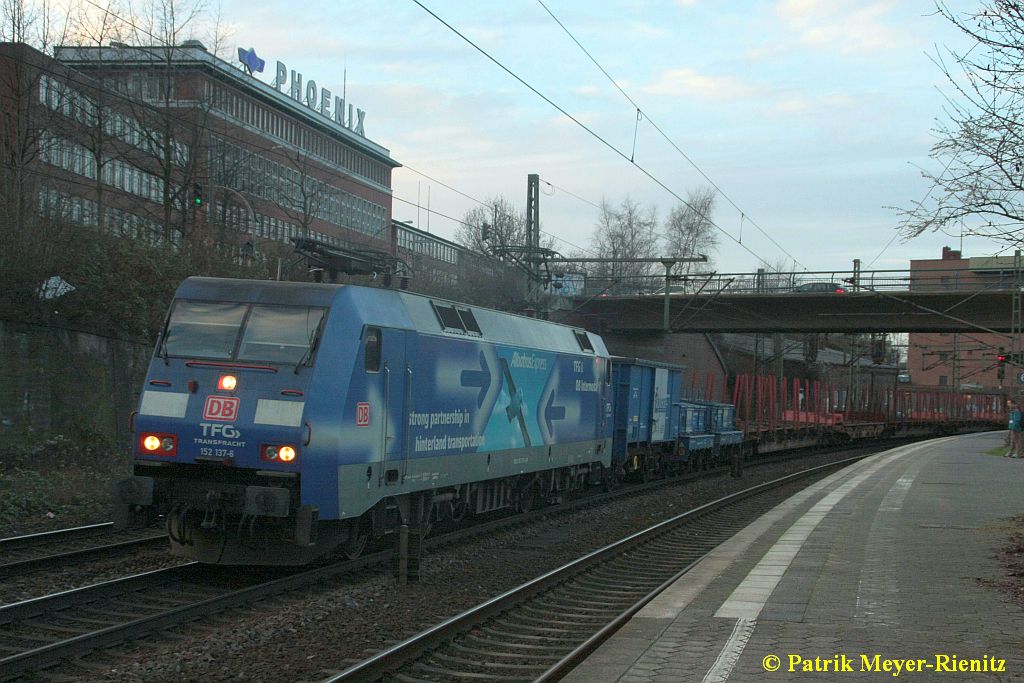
[364, 327, 381, 372]
[162, 301, 325, 365]
[163, 301, 247, 359]
[238, 306, 325, 365]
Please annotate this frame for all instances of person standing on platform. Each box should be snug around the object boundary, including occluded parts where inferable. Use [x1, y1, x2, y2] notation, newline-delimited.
[1007, 399, 1022, 458]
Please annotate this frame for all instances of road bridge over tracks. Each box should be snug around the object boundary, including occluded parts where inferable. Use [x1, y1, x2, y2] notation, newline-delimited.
[555, 268, 1018, 335]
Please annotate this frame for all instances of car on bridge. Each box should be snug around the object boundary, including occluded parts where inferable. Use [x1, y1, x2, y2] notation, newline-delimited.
[792, 281, 846, 294]
[647, 284, 691, 296]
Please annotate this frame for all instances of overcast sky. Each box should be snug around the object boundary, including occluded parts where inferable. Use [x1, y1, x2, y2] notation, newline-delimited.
[216, 0, 990, 275]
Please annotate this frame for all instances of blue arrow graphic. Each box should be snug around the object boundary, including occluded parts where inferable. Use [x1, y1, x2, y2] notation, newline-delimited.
[544, 391, 567, 436]
[460, 350, 491, 408]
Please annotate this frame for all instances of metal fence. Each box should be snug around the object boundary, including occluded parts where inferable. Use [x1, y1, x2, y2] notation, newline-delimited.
[572, 267, 1023, 298]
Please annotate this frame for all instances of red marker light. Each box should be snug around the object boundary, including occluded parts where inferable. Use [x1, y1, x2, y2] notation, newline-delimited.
[261, 444, 298, 463]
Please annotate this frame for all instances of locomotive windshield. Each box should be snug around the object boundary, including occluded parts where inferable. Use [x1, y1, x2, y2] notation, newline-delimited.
[162, 300, 326, 365]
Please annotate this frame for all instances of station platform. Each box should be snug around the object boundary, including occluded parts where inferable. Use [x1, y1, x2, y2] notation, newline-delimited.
[564, 432, 1024, 682]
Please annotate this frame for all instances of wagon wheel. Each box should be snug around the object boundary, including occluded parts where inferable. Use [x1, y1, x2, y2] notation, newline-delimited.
[640, 452, 659, 482]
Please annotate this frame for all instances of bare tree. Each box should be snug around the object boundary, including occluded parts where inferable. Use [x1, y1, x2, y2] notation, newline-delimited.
[275, 148, 325, 240]
[452, 197, 526, 308]
[1, 0, 71, 46]
[896, 2, 1024, 246]
[110, 0, 218, 246]
[588, 197, 660, 293]
[0, 0, 75, 316]
[664, 186, 718, 274]
[455, 195, 527, 255]
[64, 1, 131, 233]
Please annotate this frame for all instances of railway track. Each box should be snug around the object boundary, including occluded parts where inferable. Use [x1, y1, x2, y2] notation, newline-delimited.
[0, 445, 909, 679]
[0, 554, 388, 679]
[0, 523, 166, 580]
[324, 456, 862, 683]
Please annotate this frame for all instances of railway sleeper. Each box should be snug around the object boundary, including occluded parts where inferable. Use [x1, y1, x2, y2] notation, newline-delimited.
[428, 652, 550, 671]
[450, 642, 563, 661]
[462, 634, 568, 652]
[412, 662, 541, 681]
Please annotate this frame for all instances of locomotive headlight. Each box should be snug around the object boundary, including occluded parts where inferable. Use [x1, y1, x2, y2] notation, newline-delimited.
[279, 446, 296, 462]
[140, 433, 177, 456]
[218, 375, 237, 391]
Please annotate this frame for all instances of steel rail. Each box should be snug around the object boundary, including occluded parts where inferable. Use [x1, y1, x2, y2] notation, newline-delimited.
[0, 522, 114, 549]
[323, 455, 865, 683]
[0, 444, 908, 679]
[0, 534, 167, 580]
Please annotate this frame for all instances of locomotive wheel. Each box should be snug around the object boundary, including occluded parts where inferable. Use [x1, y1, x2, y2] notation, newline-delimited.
[343, 519, 370, 559]
[516, 484, 537, 513]
[448, 497, 469, 523]
[602, 466, 621, 492]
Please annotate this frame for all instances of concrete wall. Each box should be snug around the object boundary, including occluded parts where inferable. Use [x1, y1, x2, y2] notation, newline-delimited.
[0, 321, 151, 444]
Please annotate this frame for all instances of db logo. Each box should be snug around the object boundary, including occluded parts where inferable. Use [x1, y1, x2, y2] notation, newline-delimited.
[203, 396, 240, 421]
[356, 402, 370, 427]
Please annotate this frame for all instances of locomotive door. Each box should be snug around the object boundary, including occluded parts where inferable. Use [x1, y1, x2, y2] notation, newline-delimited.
[370, 327, 409, 486]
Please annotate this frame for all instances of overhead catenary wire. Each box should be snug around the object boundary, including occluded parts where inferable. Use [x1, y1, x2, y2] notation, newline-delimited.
[80, 0, 677, 265]
[81, 0, 779, 271]
[398, 164, 600, 255]
[64, 2, 535, 252]
[410, 0, 787, 273]
[535, 0, 807, 271]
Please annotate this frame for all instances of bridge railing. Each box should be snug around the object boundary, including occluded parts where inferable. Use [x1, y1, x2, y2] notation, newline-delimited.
[573, 267, 1020, 298]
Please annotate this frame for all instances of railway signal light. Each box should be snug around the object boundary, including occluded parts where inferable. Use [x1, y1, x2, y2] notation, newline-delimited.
[192, 183, 204, 206]
[481, 223, 492, 242]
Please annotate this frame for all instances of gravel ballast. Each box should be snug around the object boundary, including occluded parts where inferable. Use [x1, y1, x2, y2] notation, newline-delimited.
[71, 448, 871, 682]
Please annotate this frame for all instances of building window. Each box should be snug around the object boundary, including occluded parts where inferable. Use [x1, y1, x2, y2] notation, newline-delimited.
[938, 376, 948, 386]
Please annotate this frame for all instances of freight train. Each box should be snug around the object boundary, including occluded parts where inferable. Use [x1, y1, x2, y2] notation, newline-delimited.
[115, 277, 1002, 565]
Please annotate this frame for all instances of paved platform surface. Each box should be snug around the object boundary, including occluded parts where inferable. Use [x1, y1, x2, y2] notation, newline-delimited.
[564, 432, 1024, 682]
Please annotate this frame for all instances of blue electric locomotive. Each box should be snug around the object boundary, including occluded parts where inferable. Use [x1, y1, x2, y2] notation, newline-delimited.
[117, 278, 613, 564]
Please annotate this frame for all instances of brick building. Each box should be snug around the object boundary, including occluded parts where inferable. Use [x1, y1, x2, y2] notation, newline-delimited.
[906, 247, 1013, 390]
[0, 40, 399, 258]
[0, 40, 516, 297]
[57, 41, 400, 255]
